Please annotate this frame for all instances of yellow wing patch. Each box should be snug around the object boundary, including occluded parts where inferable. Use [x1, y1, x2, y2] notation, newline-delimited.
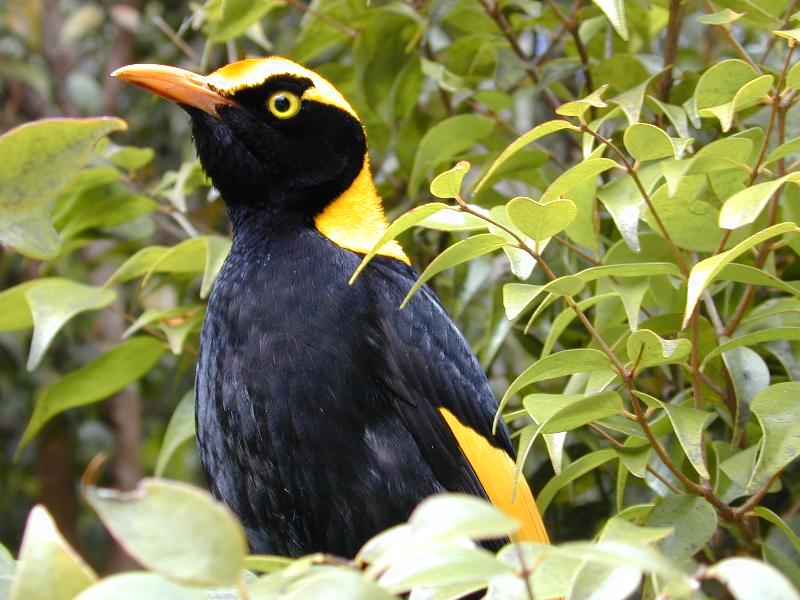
[315, 157, 409, 264]
[440, 408, 550, 544]
[206, 57, 358, 118]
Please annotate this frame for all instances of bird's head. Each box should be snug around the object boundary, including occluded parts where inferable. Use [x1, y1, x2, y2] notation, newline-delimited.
[113, 58, 366, 216]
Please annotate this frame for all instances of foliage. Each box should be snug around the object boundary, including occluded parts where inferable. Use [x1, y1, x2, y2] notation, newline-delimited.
[2, 0, 800, 598]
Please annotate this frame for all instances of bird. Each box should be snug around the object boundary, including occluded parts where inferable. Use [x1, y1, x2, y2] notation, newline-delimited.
[112, 57, 550, 558]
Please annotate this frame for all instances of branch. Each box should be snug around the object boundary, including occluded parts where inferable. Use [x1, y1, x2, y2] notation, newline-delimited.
[657, 0, 683, 102]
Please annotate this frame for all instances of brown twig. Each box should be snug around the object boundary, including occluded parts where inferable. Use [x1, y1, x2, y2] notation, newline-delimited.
[657, 0, 683, 102]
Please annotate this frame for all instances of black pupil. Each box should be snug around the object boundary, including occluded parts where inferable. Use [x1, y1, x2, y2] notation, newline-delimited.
[273, 94, 291, 113]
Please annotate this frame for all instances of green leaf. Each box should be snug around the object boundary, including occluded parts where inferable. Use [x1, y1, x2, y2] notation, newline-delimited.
[611, 279, 649, 330]
[787, 62, 800, 90]
[537, 449, 618, 513]
[0, 279, 57, 332]
[720, 173, 800, 229]
[410, 494, 521, 541]
[748, 382, 800, 491]
[600, 517, 672, 545]
[753, 506, 800, 554]
[408, 115, 493, 196]
[623, 123, 676, 161]
[723, 346, 770, 447]
[74, 573, 201, 600]
[9, 506, 96, 600]
[708, 557, 800, 600]
[683, 222, 798, 327]
[645, 496, 717, 560]
[144, 236, 232, 299]
[105, 246, 170, 285]
[556, 85, 609, 118]
[0, 117, 126, 258]
[25, 279, 117, 370]
[498, 349, 613, 428]
[473, 120, 579, 193]
[400, 234, 507, 308]
[765, 136, 800, 163]
[524, 391, 624, 433]
[540, 158, 620, 203]
[704, 327, 800, 363]
[506, 196, 577, 243]
[350, 203, 451, 283]
[658, 400, 716, 479]
[502, 276, 584, 320]
[697, 69, 773, 132]
[694, 59, 759, 110]
[626, 329, 692, 369]
[379, 547, 511, 594]
[774, 28, 800, 43]
[697, 8, 745, 24]
[717, 263, 800, 296]
[576, 262, 682, 282]
[417, 206, 488, 232]
[205, 0, 281, 42]
[155, 390, 196, 477]
[591, 0, 628, 39]
[18, 337, 165, 452]
[85, 479, 247, 587]
[430, 161, 470, 199]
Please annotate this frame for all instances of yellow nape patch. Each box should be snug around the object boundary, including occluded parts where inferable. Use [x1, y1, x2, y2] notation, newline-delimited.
[205, 57, 358, 118]
[315, 157, 409, 264]
[440, 408, 550, 544]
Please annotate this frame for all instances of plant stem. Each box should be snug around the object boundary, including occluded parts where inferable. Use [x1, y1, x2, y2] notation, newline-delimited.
[658, 0, 683, 102]
[580, 125, 690, 276]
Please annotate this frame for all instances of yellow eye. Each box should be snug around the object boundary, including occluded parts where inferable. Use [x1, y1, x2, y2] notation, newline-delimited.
[267, 91, 301, 119]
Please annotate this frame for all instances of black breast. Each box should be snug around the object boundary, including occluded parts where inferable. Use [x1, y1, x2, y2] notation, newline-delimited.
[195, 226, 443, 557]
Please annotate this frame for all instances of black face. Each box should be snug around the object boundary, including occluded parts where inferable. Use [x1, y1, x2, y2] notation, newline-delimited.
[185, 75, 366, 219]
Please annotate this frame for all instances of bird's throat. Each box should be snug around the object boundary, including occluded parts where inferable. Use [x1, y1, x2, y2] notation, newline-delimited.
[314, 158, 409, 264]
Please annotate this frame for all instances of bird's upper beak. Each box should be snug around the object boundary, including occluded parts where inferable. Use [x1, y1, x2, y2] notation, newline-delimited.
[111, 64, 236, 117]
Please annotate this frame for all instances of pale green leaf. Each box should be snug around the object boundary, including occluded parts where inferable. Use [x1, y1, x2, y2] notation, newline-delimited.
[523, 391, 624, 433]
[0, 117, 126, 258]
[408, 115, 494, 196]
[704, 327, 800, 363]
[697, 8, 744, 24]
[410, 494, 520, 541]
[18, 337, 165, 452]
[753, 507, 800, 555]
[591, 0, 628, 39]
[74, 573, 201, 600]
[683, 222, 798, 326]
[9, 506, 96, 600]
[537, 449, 618, 513]
[655, 401, 716, 479]
[25, 279, 116, 370]
[506, 196, 577, 242]
[502, 276, 584, 320]
[498, 349, 613, 428]
[401, 234, 507, 308]
[474, 120, 579, 193]
[748, 382, 800, 491]
[626, 329, 692, 369]
[645, 496, 717, 560]
[720, 173, 800, 229]
[708, 557, 800, 600]
[350, 203, 451, 283]
[540, 158, 620, 203]
[85, 479, 247, 586]
[555, 85, 609, 118]
[623, 123, 675, 161]
[155, 390, 196, 477]
[723, 346, 770, 447]
[430, 161, 470, 199]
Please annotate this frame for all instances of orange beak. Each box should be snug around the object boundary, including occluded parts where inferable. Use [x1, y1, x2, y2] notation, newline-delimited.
[111, 64, 236, 117]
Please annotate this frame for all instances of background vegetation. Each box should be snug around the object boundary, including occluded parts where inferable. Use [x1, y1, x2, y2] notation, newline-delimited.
[2, 0, 800, 598]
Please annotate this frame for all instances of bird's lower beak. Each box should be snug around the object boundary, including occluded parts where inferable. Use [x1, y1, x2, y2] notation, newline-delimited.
[111, 64, 236, 117]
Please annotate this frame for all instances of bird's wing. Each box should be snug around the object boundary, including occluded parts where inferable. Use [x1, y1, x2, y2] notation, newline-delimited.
[370, 258, 549, 544]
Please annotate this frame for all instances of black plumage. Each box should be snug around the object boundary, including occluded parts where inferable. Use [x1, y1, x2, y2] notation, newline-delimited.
[112, 57, 549, 558]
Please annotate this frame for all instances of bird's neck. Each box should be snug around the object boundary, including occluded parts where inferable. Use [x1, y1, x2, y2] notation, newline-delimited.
[227, 158, 409, 263]
[314, 158, 408, 264]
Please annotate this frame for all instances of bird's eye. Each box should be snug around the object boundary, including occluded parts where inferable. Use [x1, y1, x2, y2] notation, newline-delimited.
[267, 91, 301, 119]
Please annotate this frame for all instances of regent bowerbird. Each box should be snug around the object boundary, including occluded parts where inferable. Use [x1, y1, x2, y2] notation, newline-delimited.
[112, 57, 550, 557]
